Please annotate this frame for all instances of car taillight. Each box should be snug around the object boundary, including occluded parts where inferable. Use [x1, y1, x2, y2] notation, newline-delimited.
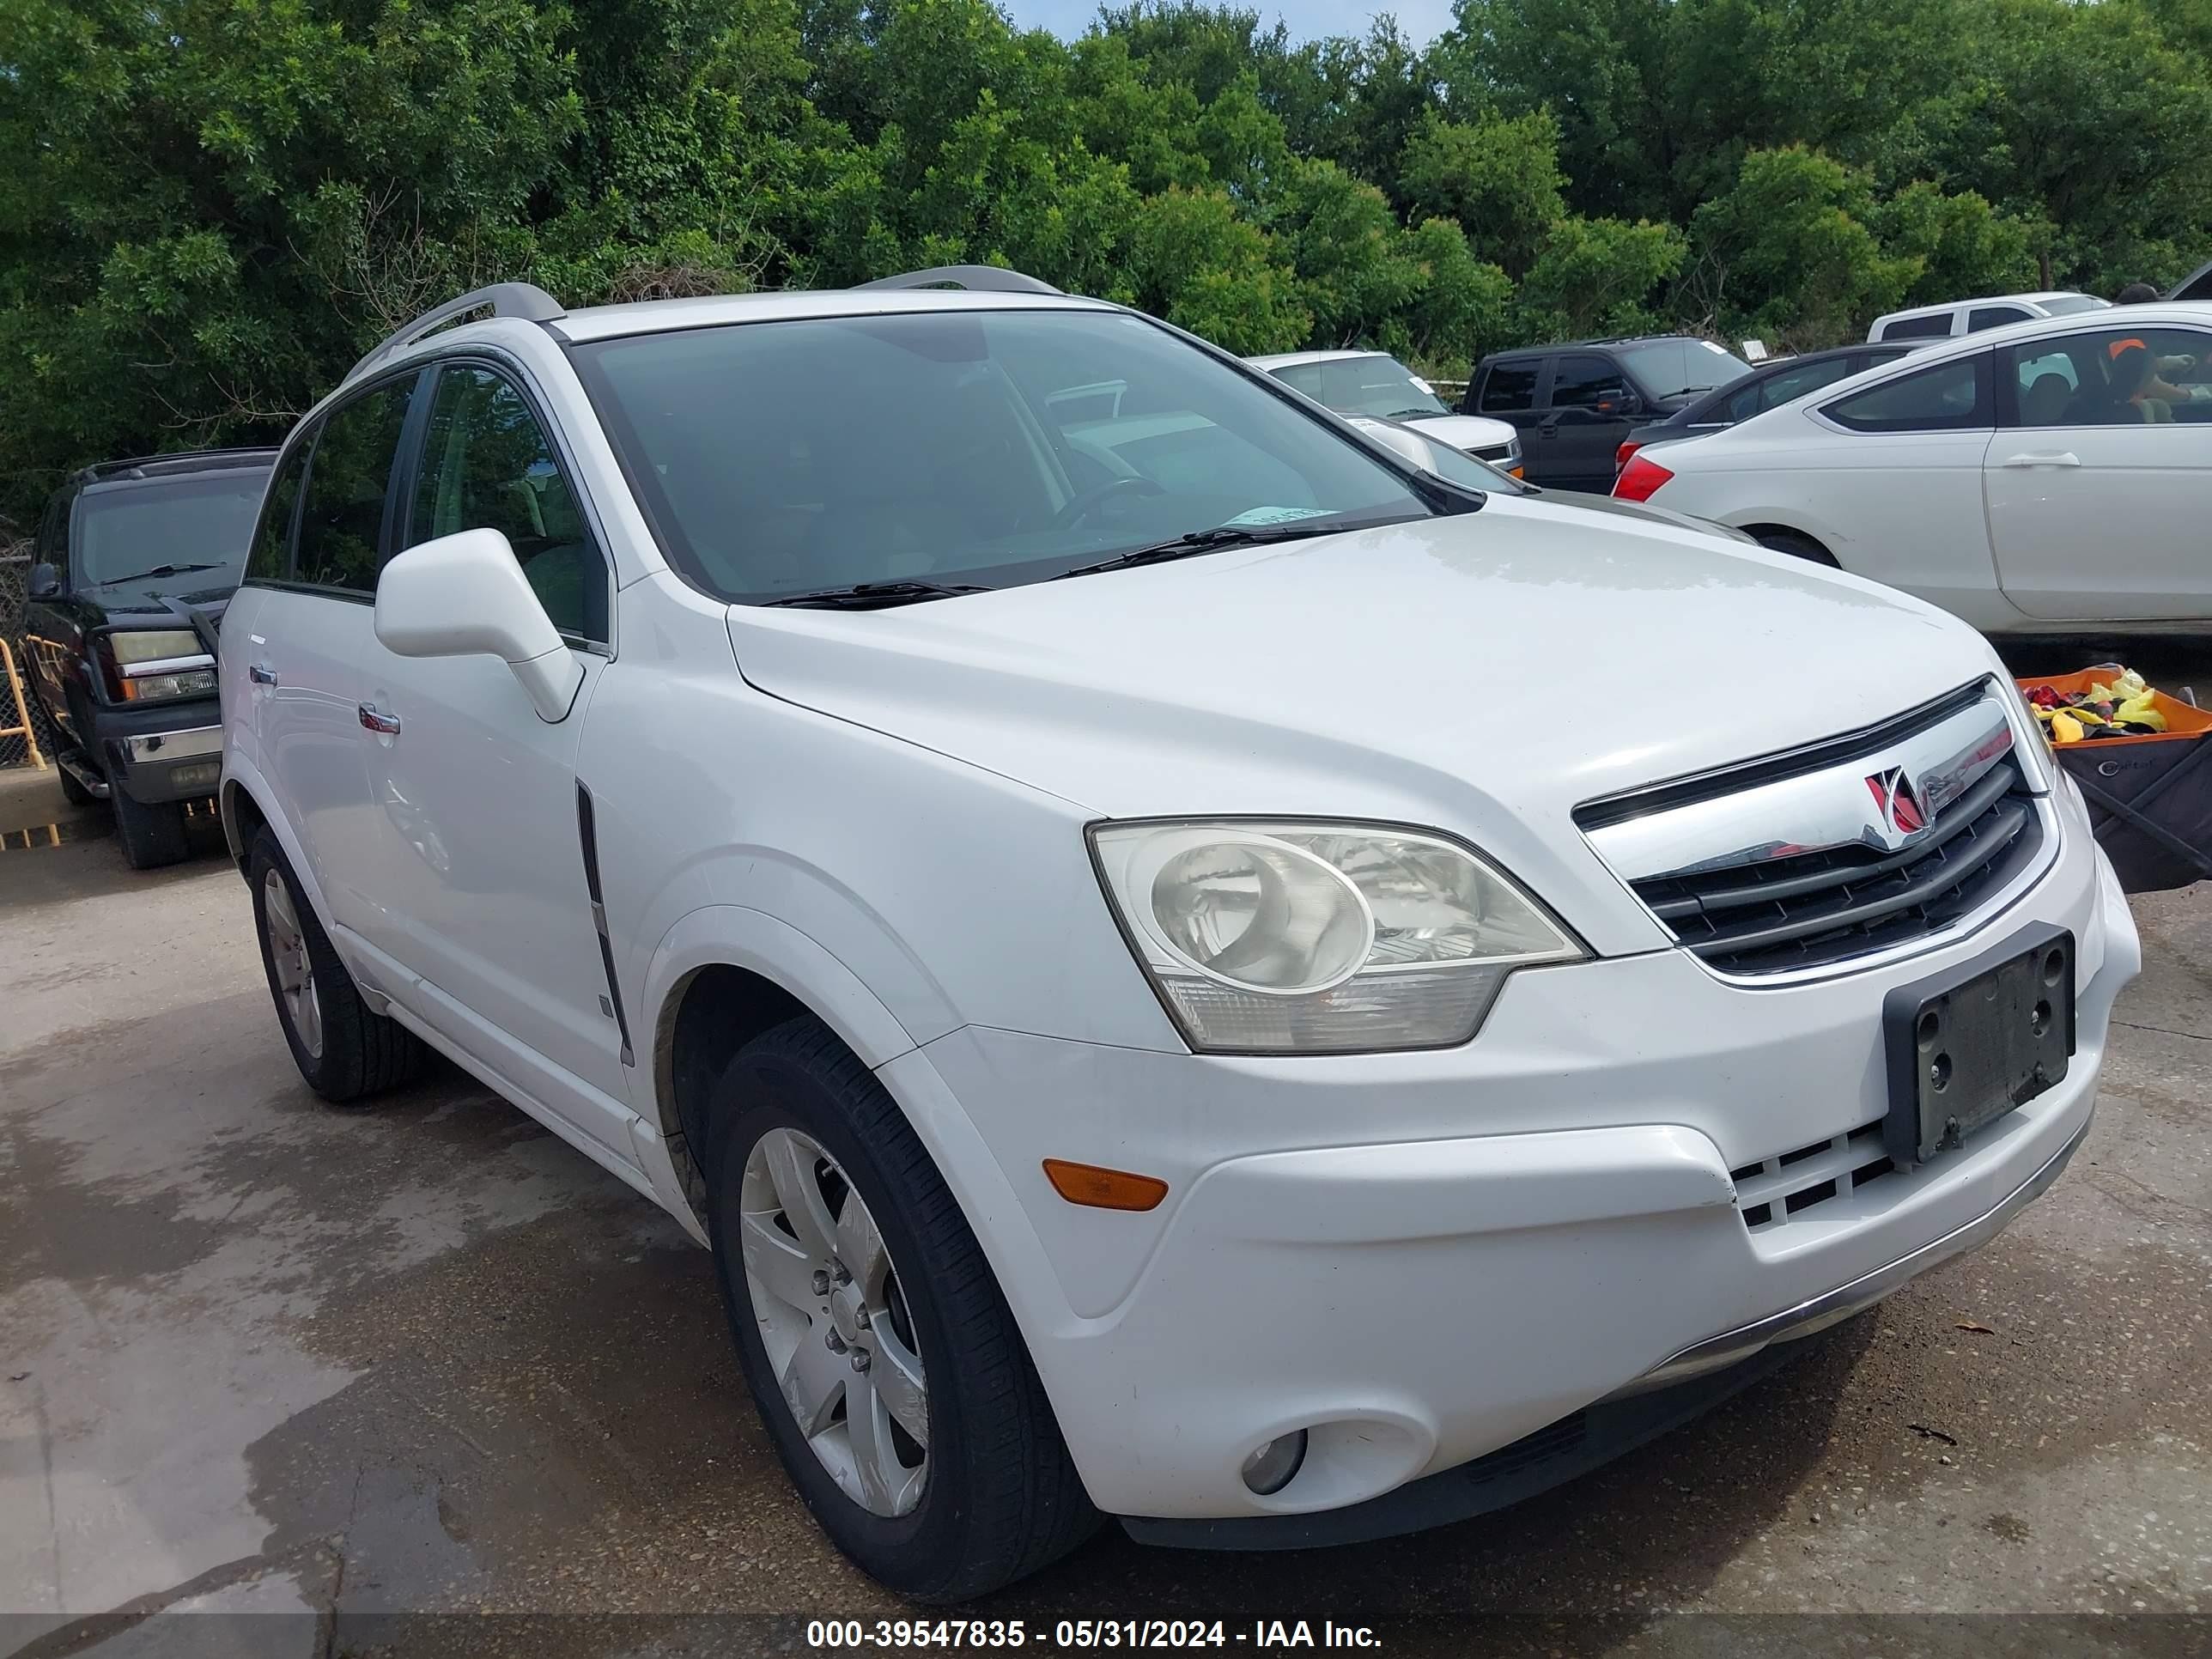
[1614, 440, 1642, 472]
[1613, 453, 1674, 503]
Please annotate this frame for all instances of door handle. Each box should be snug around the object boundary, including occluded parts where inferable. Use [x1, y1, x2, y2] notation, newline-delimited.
[248, 663, 278, 686]
[357, 702, 402, 735]
[2000, 452, 2081, 468]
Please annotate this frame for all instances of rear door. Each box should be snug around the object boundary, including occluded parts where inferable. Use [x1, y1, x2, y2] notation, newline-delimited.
[1984, 322, 2212, 621]
[1535, 354, 1635, 490]
[244, 369, 424, 939]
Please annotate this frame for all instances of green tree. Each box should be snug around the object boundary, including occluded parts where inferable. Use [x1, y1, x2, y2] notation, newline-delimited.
[1398, 108, 1566, 275]
[1684, 147, 1918, 345]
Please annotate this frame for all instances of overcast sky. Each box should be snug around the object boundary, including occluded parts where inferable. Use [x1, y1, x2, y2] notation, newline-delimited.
[1006, 2, 1460, 47]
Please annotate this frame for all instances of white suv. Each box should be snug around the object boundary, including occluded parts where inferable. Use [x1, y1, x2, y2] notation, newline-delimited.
[219, 267, 2140, 1600]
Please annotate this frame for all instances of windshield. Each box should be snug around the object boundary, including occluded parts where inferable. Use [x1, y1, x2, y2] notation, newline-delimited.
[574, 311, 1441, 603]
[73, 472, 268, 594]
[1616, 339, 1753, 398]
[2039, 295, 2110, 318]
[1267, 355, 1450, 420]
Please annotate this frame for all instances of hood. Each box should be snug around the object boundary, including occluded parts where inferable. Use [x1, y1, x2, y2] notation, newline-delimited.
[725, 501, 1998, 946]
[1401, 411, 1517, 450]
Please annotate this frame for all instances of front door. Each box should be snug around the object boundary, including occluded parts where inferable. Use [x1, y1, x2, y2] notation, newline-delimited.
[1534, 354, 1635, 492]
[363, 360, 634, 1149]
[1985, 323, 2212, 622]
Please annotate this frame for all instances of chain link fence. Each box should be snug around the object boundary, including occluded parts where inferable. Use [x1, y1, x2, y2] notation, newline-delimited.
[3, 551, 57, 771]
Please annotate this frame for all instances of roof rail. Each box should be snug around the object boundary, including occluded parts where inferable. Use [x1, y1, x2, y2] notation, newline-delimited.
[349, 281, 567, 380]
[854, 264, 1060, 296]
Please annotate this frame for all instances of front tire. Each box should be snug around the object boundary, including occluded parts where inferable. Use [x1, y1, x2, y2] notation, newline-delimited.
[58, 758, 94, 808]
[111, 784, 188, 869]
[248, 829, 424, 1103]
[703, 1016, 1099, 1600]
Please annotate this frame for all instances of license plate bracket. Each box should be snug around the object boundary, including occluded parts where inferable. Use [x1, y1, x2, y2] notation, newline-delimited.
[1882, 924, 2075, 1169]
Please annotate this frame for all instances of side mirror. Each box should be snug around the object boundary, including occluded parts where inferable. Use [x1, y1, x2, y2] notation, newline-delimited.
[27, 562, 60, 600]
[374, 528, 583, 723]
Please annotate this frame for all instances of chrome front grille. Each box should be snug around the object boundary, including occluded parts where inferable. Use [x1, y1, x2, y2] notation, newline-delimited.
[1579, 682, 2049, 977]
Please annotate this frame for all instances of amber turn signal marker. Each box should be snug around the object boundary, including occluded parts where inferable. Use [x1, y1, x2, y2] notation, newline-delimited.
[1042, 1158, 1169, 1212]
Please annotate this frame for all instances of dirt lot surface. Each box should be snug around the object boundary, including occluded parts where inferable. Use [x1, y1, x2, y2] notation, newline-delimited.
[1, 752, 2207, 1659]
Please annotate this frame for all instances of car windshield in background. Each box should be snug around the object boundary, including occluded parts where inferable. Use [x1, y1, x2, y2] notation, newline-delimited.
[1270, 355, 1451, 420]
[2038, 295, 2111, 317]
[73, 473, 269, 594]
[574, 311, 1440, 604]
[1617, 339, 1753, 398]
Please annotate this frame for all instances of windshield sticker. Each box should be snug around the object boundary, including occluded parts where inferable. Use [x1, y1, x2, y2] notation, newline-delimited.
[1222, 505, 1338, 526]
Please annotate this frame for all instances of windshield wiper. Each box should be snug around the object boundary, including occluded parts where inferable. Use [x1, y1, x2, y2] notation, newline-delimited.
[1385, 407, 1444, 421]
[759, 580, 991, 610]
[1650, 386, 1713, 400]
[96, 562, 223, 587]
[1055, 520, 1355, 581]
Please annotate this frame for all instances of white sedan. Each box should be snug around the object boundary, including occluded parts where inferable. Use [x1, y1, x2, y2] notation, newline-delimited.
[1614, 305, 2212, 632]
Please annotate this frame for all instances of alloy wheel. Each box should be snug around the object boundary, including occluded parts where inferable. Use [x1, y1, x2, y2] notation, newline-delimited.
[739, 1126, 929, 1516]
[262, 870, 323, 1060]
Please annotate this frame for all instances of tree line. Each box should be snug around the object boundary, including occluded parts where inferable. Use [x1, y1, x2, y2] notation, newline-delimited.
[4, 0, 2209, 526]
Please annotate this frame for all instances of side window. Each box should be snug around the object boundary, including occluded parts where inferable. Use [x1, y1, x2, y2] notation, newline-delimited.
[294, 377, 417, 593]
[246, 438, 314, 583]
[1877, 313, 1954, 342]
[2008, 325, 2212, 427]
[1478, 361, 1540, 413]
[1824, 355, 1993, 433]
[1967, 306, 2033, 332]
[1549, 354, 1627, 411]
[406, 366, 606, 641]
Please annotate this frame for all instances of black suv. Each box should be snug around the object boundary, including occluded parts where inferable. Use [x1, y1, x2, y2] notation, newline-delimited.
[21, 448, 275, 866]
[1462, 337, 1753, 491]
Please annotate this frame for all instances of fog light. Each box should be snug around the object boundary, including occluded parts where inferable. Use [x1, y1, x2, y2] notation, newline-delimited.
[170, 761, 221, 793]
[1240, 1430, 1308, 1496]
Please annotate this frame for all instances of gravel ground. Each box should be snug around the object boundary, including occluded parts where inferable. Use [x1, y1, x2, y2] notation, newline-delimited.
[1, 740, 2207, 1659]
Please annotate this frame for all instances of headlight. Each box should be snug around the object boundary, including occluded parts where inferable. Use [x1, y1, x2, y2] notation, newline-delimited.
[1090, 820, 1584, 1053]
[107, 629, 202, 666]
[101, 629, 216, 703]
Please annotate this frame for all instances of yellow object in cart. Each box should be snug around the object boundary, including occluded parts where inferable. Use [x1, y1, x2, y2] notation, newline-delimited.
[2052, 711, 2084, 744]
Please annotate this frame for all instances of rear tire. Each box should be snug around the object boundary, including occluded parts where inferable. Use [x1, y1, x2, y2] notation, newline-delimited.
[703, 1016, 1100, 1601]
[112, 785, 188, 869]
[248, 828, 425, 1103]
[1753, 528, 1839, 567]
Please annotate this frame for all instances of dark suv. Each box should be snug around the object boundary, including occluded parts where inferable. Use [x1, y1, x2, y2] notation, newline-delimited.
[1462, 337, 1753, 491]
[21, 448, 275, 866]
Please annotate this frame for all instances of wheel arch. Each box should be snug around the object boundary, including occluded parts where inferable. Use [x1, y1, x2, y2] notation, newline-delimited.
[1738, 523, 1840, 565]
[641, 906, 926, 1224]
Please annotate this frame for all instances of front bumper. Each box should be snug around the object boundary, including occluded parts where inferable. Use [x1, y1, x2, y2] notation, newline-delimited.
[94, 708, 223, 804]
[889, 784, 2138, 1524]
